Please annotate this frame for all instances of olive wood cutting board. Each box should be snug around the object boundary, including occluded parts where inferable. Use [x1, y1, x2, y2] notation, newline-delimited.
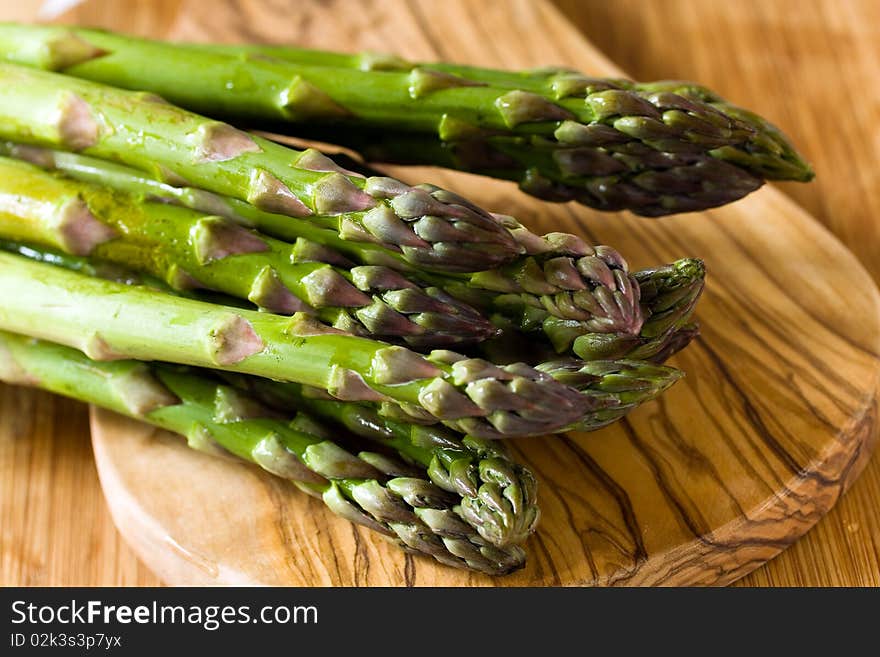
[84, 0, 880, 586]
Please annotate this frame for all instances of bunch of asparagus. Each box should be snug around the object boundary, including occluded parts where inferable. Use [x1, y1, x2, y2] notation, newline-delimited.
[0, 23, 805, 575]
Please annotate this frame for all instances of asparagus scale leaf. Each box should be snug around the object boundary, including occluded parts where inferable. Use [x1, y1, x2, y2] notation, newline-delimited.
[0, 24, 812, 216]
[0, 330, 526, 575]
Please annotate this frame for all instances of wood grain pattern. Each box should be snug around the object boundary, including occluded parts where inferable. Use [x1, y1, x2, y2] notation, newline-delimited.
[80, 0, 880, 586]
[2, 0, 878, 586]
[551, 0, 880, 588]
[0, 386, 157, 586]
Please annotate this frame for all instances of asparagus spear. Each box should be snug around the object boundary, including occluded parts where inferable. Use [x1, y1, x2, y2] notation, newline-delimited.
[0, 143, 645, 344]
[0, 238, 687, 546]
[0, 25, 812, 216]
[0, 235, 683, 420]
[258, 123, 765, 215]
[0, 238, 149, 286]
[0, 143, 425, 274]
[479, 257, 704, 367]
[0, 156, 495, 348]
[0, 60, 522, 273]
[0, 330, 526, 574]
[0, 238, 681, 547]
[0, 251, 593, 438]
[0, 239, 253, 311]
[559, 258, 704, 363]
[0, 230, 698, 368]
[0, 237, 686, 443]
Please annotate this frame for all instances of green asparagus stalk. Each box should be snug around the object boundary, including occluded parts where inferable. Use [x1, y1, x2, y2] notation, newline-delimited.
[0, 240, 688, 436]
[0, 156, 496, 348]
[0, 238, 147, 287]
[0, 239, 682, 548]
[0, 25, 812, 216]
[0, 238, 687, 545]
[0, 330, 526, 574]
[0, 60, 523, 273]
[259, 122, 766, 215]
[0, 142, 425, 274]
[0, 239, 253, 311]
[0, 251, 593, 438]
[0, 236, 684, 416]
[0, 143, 645, 343]
[0, 232, 698, 369]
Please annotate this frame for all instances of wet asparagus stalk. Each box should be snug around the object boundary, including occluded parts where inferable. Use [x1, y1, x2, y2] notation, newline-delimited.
[0, 227, 699, 364]
[0, 156, 495, 348]
[0, 143, 431, 274]
[0, 235, 687, 436]
[0, 329, 526, 574]
[0, 24, 812, 216]
[0, 144, 645, 344]
[0, 60, 523, 273]
[0, 251, 593, 438]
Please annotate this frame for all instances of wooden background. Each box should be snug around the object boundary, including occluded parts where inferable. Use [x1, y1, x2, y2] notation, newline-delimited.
[1, 0, 878, 586]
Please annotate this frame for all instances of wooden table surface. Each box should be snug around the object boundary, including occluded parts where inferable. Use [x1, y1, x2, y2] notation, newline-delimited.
[2, 0, 878, 586]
